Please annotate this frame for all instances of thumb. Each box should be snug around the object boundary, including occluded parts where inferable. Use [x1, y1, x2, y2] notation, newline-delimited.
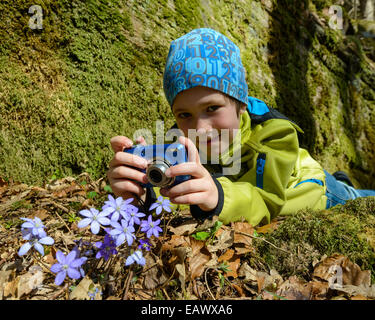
[178, 136, 200, 164]
[110, 136, 133, 153]
[135, 136, 147, 146]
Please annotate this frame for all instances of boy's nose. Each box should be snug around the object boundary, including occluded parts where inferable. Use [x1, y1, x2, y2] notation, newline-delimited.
[195, 118, 212, 133]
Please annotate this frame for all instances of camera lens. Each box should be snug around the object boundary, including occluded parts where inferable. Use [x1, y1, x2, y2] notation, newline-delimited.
[148, 169, 163, 184]
[146, 159, 175, 187]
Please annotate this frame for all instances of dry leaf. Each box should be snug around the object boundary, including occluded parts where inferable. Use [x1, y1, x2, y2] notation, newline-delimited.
[310, 281, 330, 300]
[70, 276, 102, 300]
[218, 249, 240, 278]
[0, 270, 13, 299]
[334, 284, 375, 299]
[256, 219, 281, 234]
[232, 222, 254, 255]
[143, 254, 168, 290]
[168, 220, 198, 236]
[188, 238, 211, 280]
[313, 253, 371, 287]
[30, 209, 49, 221]
[207, 228, 234, 253]
[276, 276, 312, 300]
[238, 263, 258, 282]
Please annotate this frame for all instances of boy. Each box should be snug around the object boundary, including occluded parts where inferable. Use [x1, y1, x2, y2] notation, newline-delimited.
[107, 28, 375, 227]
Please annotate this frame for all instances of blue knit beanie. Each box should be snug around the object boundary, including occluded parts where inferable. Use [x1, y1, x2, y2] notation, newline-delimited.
[163, 28, 248, 107]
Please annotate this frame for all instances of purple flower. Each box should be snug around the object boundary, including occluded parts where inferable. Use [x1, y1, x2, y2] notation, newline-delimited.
[71, 246, 88, 278]
[125, 250, 146, 266]
[109, 219, 135, 247]
[140, 215, 162, 239]
[102, 195, 136, 222]
[20, 217, 46, 238]
[149, 196, 172, 215]
[95, 234, 118, 261]
[50, 250, 87, 286]
[18, 235, 54, 256]
[77, 208, 111, 234]
[138, 239, 151, 251]
[125, 207, 146, 226]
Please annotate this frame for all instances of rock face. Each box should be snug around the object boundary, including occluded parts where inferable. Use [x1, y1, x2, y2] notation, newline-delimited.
[0, 0, 374, 189]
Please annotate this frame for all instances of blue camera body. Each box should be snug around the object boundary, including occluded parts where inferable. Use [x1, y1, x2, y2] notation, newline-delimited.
[123, 143, 191, 188]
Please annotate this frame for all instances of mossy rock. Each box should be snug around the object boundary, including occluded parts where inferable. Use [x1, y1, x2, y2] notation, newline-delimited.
[253, 196, 375, 283]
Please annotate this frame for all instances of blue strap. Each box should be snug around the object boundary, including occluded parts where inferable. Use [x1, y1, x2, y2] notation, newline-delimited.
[247, 96, 270, 116]
[256, 153, 266, 189]
[294, 179, 324, 188]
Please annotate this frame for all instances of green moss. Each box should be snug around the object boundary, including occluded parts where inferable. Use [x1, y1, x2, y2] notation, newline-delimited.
[254, 197, 375, 282]
[0, 0, 374, 190]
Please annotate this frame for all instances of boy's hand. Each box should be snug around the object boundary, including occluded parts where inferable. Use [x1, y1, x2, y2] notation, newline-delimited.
[160, 136, 219, 212]
[107, 136, 148, 199]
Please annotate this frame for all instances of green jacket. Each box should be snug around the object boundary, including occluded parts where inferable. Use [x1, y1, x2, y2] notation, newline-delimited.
[193, 110, 327, 226]
[148, 102, 327, 227]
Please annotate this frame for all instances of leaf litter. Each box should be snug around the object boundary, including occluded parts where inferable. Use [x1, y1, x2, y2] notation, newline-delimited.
[0, 173, 374, 300]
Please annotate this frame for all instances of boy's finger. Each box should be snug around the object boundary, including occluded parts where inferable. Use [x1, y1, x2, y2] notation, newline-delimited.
[166, 162, 204, 178]
[135, 136, 147, 146]
[110, 178, 146, 197]
[178, 136, 200, 164]
[110, 136, 133, 153]
[109, 151, 148, 169]
[163, 179, 206, 198]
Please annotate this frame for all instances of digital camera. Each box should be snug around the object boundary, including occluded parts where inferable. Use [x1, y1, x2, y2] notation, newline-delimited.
[123, 143, 191, 188]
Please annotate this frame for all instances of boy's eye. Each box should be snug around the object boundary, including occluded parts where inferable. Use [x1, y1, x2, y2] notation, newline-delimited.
[177, 112, 191, 119]
[206, 105, 220, 112]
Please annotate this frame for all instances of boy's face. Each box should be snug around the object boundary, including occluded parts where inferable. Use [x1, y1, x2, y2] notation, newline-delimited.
[172, 86, 246, 157]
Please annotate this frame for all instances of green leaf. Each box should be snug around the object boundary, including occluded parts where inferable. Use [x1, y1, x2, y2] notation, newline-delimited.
[103, 185, 112, 193]
[211, 220, 223, 235]
[191, 231, 211, 241]
[87, 191, 97, 199]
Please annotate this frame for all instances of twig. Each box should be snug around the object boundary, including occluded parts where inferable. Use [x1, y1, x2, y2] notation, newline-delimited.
[122, 268, 134, 300]
[234, 231, 290, 254]
[204, 267, 216, 300]
[50, 283, 68, 300]
[162, 288, 170, 300]
[49, 201, 72, 233]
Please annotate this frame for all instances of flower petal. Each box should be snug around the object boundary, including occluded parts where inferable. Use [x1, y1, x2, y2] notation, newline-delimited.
[71, 257, 87, 268]
[79, 209, 93, 218]
[91, 221, 100, 235]
[39, 236, 54, 245]
[156, 206, 162, 215]
[34, 242, 45, 256]
[149, 203, 159, 211]
[125, 255, 134, 266]
[65, 250, 77, 265]
[115, 233, 125, 247]
[67, 267, 81, 279]
[163, 205, 172, 213]
[56, 251, 66, 264]
[97, 217, 110, 226]
[109, 229, 121, 236]
[99, 208, 112, 217]
[55, 271, 66, 286]
[110, 221, 122, 229]
[50, 263, 62, 273]
[77, 218, 92, 229]
[21, 222, 34, 229]
[18, 242, 31, 256]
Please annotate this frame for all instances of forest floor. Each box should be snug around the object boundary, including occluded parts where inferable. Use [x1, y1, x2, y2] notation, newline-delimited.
[0, 173, 374, 300]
